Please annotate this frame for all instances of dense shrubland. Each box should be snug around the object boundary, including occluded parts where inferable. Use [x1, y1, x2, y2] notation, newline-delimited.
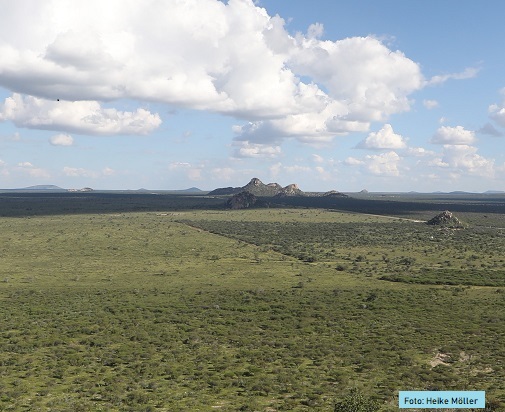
[0, 204, 503, 410]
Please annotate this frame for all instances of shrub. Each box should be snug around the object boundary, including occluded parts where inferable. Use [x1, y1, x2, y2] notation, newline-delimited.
[334, 389, 379, 412]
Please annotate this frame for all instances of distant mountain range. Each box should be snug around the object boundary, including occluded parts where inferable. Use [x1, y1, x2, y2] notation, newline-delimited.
[0, 185, 67, 192]
[0, 185, 205, 193]
[23, 185, 66, 191]
[1, 183, 502, 195]
[175, 187, 204, 193]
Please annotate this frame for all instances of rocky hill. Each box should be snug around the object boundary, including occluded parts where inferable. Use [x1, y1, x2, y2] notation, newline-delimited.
[209, 178, 306, 197]
[322, 190, 348, 198]
[225, 191, 258, 209]
[427, 211, 466, 228]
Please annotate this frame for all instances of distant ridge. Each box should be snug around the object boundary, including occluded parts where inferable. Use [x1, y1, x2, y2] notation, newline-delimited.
[24, 185, 65, 191]
[180, 187, 203, 193]
[163, 187, 205, 194]
[0, 185, 66, 192]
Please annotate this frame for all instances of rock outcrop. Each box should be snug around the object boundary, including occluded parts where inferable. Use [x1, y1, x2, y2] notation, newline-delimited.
[427, 211, 466, 228]
[225, 191, 258, 209]
[210, 178, 306, 197]
[323, 190, 348, 198]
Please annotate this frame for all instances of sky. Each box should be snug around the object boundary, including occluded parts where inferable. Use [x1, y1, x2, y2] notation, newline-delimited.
[1, 0, 505, 192]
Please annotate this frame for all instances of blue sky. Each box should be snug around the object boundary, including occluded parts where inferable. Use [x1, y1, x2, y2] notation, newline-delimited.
[1, 0, 505, 191]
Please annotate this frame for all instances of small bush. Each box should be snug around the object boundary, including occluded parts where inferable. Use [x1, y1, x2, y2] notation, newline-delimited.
[334, 389, 379, 412]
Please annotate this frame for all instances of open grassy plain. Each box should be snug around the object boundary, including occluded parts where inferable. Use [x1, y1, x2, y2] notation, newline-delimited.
[0, 194, 504, 411]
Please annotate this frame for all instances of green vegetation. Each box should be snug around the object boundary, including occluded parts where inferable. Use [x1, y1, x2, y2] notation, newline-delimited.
[334, 389, 379, 412]
[179, 211, 505, 287]
[0, 196, 504, 410]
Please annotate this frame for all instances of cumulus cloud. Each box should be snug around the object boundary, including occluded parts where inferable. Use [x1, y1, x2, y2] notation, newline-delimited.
[364, 151, 401, 176]
[0, 94, 161, 135]
[428, 158, 450, 168]
[0, 0, 424, 143]
[289, 36, 423, 122]
[232, 141, 282, 158]
[441, 145, 494, 177]
[489, 103, 505, 128]
[430, 126, 476, 145]
[49, 133, 74, 146]
[405, 147, 436, 157]
[344, 157, 364, 166]
[356, 124, 407, 150]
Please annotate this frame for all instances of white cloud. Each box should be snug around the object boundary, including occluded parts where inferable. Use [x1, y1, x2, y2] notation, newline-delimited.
[49, 133, 74, 146]
[364, 151, 401, 176]
[431, 126, 476, 145]
[306, 23, 324, 40]
[17, 162, 50, 178]
[423, 99, 439, 109]
[357, 124, 407, 150]
[344, 157, 364, 166]
[0, 94, 161, 135]
[405, 147, 436, 157]
[489, 103, 505, 128]
[428, 158, 450, 168]
[312, 154, 324, 163]
[289, 36, 423, 122]
[0, 0, 424, 143]
[427, 67, 480, 85]
[233, 141, 282, 158]
[441, 145, 494, 177]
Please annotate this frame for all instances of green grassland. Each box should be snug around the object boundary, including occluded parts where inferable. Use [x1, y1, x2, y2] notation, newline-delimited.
[0, 202, 504, 411]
